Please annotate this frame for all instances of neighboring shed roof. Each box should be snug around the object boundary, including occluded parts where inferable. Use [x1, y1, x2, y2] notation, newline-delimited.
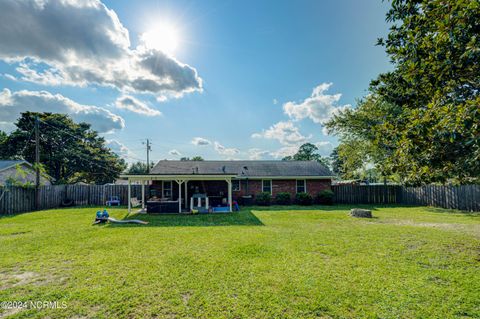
[0, 160, 29, 172]
[150, 160, 333, 177]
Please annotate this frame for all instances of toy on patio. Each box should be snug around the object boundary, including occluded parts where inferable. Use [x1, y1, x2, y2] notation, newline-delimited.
[190, 194, 209, 213]
[92, 209, 148, 225]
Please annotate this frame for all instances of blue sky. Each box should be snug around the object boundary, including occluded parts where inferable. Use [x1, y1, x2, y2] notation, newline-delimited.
[0, 0, 391, 163]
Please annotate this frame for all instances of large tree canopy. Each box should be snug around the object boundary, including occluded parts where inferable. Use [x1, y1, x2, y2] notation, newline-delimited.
[283, 143, 330, 167]
[3, 112, 126, 184]
[327, 0, 480, 185]
[0, 130, 7, 159]
[125, 161, 154, 175]
[180, 156, 204, 161]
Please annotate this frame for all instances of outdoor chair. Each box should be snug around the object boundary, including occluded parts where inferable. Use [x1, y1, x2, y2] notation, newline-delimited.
[106, 196, 120, 206]
[130, 197, 142, 207]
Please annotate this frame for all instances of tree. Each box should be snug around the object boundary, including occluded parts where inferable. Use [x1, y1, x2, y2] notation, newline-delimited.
[125, 161, 154, 174]
[3, 112, 126, 184]
[330, 147, 344, 177]
[180, 156, 204, 161]
[0, 130, 8, 160]
[282, 143, 330, 167]
[327, 0, 480, 185]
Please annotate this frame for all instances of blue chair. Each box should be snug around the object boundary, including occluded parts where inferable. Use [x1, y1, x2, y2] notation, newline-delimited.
[106, 196, 120, 206]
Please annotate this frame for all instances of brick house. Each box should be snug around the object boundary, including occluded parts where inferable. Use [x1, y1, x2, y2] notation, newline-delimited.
[122, 160, 333, 213]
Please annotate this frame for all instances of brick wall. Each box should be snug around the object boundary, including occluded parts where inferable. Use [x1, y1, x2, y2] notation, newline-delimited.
[233, 178, 331, 201]
[150, 178, 331, 203]
[306, 179, 331, 195]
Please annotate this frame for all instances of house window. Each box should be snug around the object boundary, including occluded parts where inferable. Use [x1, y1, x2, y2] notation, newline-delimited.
[296, 180, 306, 193]
[162, 181, 172, 198]
[232, 180, 241, 191]
[262, 180, 272, 194]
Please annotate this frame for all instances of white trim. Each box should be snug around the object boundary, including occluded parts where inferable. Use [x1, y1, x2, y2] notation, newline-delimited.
[262, 179, 272, 194]
[232, 179, 241, 192]
[127, 179, 131, 214]
[296, 179, 306, 193]
[121, 175, 333, 181]
[122, 174, 237, 181]
[237, 176, 333, 180]
[227, 178, 232, 212]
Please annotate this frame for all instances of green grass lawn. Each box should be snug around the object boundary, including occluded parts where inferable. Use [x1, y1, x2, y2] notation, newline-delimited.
[0, 205, 479, 318]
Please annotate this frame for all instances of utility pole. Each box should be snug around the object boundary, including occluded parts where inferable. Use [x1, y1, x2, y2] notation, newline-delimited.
[35, 116, 40, 209]
[144, 139, 151, 173]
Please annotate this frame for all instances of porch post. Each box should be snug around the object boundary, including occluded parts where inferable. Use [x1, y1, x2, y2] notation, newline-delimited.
[127, 178, 131, 214]
[141, 179, 145, 210]
[227, 178, 232, 212]
[184, 180, 188, 210]
[176, 180, 184, 213]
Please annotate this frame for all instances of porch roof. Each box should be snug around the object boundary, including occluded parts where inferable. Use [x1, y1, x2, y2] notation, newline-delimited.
[150, 160, 334, 177]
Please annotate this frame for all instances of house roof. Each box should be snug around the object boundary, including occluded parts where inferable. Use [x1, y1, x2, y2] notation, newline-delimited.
[150, 160, 333, 177]
[0, 160, 29, 172]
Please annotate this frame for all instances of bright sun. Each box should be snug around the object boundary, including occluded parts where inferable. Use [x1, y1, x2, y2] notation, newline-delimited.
[141, 23, 179, 55]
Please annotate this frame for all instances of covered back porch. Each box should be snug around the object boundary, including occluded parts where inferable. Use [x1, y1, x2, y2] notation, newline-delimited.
[123, 174, 237, 214]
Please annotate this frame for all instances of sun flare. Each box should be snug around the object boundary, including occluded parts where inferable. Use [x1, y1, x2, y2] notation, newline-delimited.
[141, 23, 179, 55]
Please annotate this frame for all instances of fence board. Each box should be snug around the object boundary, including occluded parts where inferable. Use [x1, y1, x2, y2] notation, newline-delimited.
[1, 184, 479, 214]
[0, 184, 150, 214]
[332, 184, 479, 212]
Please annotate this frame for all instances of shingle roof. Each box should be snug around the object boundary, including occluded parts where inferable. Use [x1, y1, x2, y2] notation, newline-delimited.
[150, 160, 333, 177]
[0, 160, 28, 172]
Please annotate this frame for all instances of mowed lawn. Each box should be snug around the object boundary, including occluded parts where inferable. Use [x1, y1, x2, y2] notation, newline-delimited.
[0, 206, 479, 319]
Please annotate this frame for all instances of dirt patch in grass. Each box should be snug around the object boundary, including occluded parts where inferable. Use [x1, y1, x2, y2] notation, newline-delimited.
[0, 307, 24, 319]
[0, 270, 64, 290]
[370, 219, 480, 238]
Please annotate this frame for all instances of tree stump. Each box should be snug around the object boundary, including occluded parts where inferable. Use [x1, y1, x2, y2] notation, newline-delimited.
[350, 208, 372, 218]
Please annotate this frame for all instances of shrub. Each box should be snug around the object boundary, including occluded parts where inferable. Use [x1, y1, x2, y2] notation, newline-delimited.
[275, 192, 291, 205]
[295, 192, 313, 205]
[255, 192, 271, 206]
[316, 189, 334, 205]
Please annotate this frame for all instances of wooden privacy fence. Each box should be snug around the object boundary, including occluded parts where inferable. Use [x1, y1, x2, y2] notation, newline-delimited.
[401, 184, 480, 212]
[1, 184, 479, 214]
[0, 184, 148, 214]
[332, 185, 400, 204]
[332, 184, 480, 211]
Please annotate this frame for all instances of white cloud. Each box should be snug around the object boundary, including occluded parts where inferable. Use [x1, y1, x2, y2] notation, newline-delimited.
[0, 88, 124, 133]
[115, 95, 161, 116]
[273, 98, 278, 105]
[191, 137, 211, 146]
[252, 121, 311, 146]
[269, 141, 333, 159]
[269, 146, 299, 159]
[283, 83, 351, 124]
[106, 139, 130, 156]
[3, 73, 17, 81]
[214, 141, 239, 156]
[0, 0, 202, 100]
[168, 149, 181, 156]
[248, 148, 270, 160]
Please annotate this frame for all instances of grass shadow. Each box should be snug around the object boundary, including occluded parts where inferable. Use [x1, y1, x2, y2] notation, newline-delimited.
[111, 209, 264, 227]
[424, 207, 480, 217]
